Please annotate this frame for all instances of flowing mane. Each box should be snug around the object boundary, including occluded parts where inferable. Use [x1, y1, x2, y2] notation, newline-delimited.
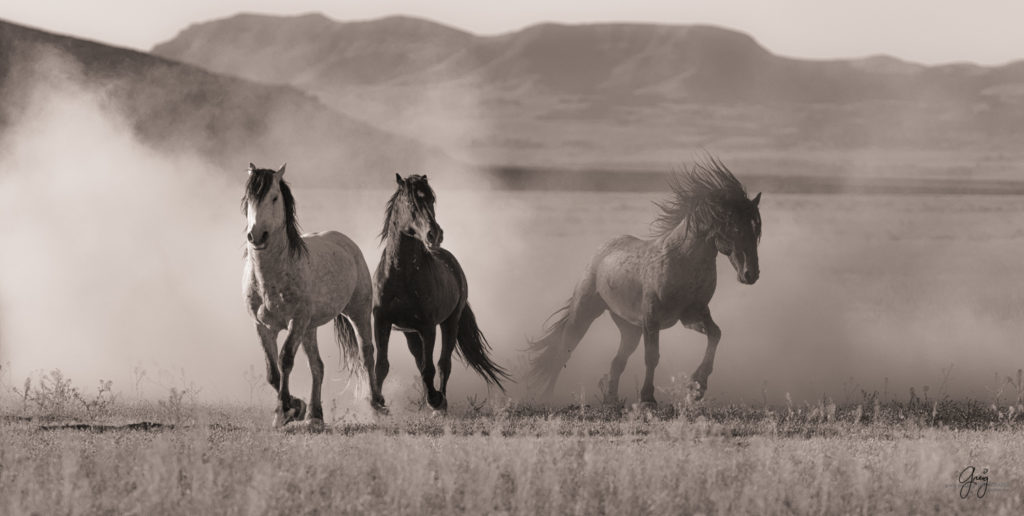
[651, 155, 757, 239]
[241, 168, 307, 258]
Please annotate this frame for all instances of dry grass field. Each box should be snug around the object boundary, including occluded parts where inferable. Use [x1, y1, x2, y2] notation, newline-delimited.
[1, 396, 1024, 514]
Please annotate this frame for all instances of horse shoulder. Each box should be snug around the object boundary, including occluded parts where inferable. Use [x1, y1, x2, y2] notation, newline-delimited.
[242, 262, 262, 317]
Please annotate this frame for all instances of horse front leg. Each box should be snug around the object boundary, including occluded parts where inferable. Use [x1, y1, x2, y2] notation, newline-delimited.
[372, 310, 392, 411]
[417, 326, 445, 411]
[256, 324, 281, 394]
[683, 308, 721, 401]
[639, 320, 661, 407]
[274, 320, 308, 427]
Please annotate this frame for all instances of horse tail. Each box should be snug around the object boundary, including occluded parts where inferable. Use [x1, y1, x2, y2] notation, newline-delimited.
[333, 315, 362, 375]
[527, 275, 606, 395]
[526, 300, 573, 394]
[455, 304, 511, 391]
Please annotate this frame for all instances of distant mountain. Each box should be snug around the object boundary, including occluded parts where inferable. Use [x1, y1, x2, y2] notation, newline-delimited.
[155, 14, 1024, 103]
[149, 14, 1024, 178]
[0, 18, 455, 187]
[153, 14, 474, 88]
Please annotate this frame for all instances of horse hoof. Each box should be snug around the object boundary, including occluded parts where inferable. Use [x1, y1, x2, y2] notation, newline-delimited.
[430, 398, 448, 415]
[306, 418, 325, 433]
[427, 392, 447, 412]
[371, 397, 390, 415]
[637, 400, 658, 411]
[272, 399, 308, 428]
[689, 381, 707, 401]
[272, 411, 289, 428]
[281, 418, 325, 434]
[292, 398, 307, 421]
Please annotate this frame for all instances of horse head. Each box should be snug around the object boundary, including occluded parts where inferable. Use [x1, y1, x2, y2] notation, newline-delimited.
[713, 192, 761, 285]
[241, 163, 305, 257]
[386, 173, 443, 252]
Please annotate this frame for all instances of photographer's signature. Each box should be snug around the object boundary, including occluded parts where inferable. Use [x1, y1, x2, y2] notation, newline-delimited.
[958, 466, 989, 499]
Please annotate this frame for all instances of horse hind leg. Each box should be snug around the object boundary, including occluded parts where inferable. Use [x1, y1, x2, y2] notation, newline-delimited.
[299, 327, 325, 430]
[435, 315, 460, 411]
[345, 306, 383, 412]
[604, 313, 641, 405]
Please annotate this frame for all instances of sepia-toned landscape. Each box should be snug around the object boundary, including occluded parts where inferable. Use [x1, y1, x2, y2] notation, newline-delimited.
[1, 9, 1023, 514]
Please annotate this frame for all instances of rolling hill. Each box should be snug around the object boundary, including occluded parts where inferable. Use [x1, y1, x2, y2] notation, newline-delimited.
[152, 13, 1024, 181]
[0, 18, 456, 187]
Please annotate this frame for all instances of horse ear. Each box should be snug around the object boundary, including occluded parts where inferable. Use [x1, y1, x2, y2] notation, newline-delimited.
[276, 163, 286, 178]
[752, 192, 761, 206]
[248, 163, 256, 175]
[395, 173, 404, 186]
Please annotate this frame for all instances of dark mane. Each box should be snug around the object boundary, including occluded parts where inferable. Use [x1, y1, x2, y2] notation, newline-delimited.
[241, 168, 308, 258]
[651, 155, 756, 238]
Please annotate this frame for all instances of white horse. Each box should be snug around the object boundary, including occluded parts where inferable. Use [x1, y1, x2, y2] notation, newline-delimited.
[241, 163, 379, 429]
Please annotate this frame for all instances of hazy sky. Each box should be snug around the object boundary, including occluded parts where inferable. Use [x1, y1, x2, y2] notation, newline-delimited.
[5, 1, 1024, 65]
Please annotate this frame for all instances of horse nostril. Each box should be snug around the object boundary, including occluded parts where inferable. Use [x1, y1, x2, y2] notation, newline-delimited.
[247, 232, 254, 243]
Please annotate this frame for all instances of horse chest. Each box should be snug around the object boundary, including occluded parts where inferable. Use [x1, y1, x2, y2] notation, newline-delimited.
[376, 262, 459, 328]
[249, 276, 307, 329]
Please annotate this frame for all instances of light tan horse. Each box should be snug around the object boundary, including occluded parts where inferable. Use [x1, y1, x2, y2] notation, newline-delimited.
[242, 163, 380, 429]
[529, 157, 761, 405]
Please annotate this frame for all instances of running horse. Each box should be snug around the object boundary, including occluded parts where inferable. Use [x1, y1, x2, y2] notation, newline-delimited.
[241, 163, 381, 429]
[529, 156, 761, 405]
[372, 174, 510, 412]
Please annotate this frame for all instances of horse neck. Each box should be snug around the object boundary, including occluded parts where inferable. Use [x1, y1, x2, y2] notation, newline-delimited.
[382, 230, 429, 273]
[248, 230, 300, 290]
[659, 220, 718, 263]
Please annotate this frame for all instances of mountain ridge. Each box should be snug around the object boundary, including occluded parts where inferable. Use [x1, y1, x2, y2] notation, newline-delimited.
[0, 17, 457, 186]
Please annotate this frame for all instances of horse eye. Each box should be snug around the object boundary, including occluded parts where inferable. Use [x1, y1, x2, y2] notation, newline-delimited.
[272, 196, 279, 203]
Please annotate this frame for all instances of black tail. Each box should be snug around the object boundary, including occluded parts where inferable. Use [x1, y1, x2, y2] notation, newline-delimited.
[526, 299, 573, 393]
[456, 304, 511, 391]
[333, 315, 362, 376]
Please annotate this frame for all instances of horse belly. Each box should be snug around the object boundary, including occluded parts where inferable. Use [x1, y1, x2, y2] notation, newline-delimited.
[306, 238, 361, 313]
[595, 275, 644, 326]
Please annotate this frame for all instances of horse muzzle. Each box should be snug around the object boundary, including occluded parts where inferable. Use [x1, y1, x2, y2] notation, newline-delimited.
[426, 226, 444, 252]
[247, 229, 269, 250]
[738, 269, 759, 285]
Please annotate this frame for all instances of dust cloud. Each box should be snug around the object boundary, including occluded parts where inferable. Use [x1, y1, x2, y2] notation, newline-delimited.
[1, 46, 1021, 416]
[0, 50, 260, 403]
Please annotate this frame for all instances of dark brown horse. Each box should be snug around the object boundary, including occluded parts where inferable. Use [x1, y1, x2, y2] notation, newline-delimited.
[528, 157, 761, 405]
[372, 174, 509, 411]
